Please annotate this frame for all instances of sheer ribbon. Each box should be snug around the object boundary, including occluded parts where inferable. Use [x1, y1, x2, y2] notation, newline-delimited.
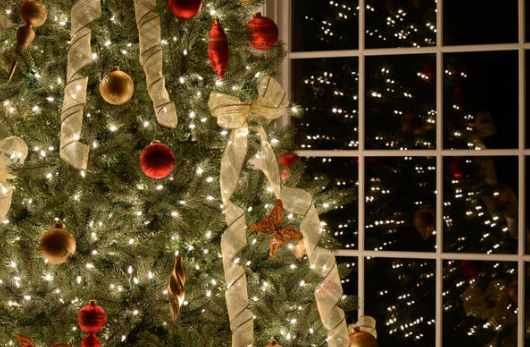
[209, 76, 350, 347]
[0, 137, 28, 222]
[59, 0, 101, 170]
[134, 0, 178, 128]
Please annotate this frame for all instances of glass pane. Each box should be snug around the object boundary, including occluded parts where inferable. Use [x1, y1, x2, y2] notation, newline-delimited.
[365, 257, 435, 347]
[365, 157, 436, 252]
[526, 1, 530, 42]
[292, 0, 358, 52]
[365, 0, 436, 48]
[527, 51, 530, 148]
[526, 263, 530, 345]
[527, 157, 530, 254]
[365, 54, 436, 150]
[444, 0, 518, 45]
[443, 260, 518, 347]
[443, 156, 518, 254]
[336, 256, 358, 323]
[444, 51, 519, 149]
[292, 57, 359, 150]
[304, 157, 358, 249]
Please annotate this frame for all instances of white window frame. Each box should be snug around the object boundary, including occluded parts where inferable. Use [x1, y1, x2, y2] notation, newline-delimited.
[265, 0, 530, 346]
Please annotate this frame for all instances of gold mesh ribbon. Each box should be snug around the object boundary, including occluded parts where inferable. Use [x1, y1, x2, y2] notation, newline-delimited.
[134, 0, 178, 128]
[167, 256, 186, 321]
[59, 0, 101, 170]
[209, 76, 350, 347]
[0, 137, 28, 222]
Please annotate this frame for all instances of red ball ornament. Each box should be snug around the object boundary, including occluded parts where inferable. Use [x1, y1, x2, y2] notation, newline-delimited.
[279, 153, 300, 181]
[140, 141, 175, 179]
[247, 13, 278, 51]
[78, 300, 107, 334]
[460, 251, 484, 280]
[81, 335, 101, 347]
[168, 0, 202, 19]
[208, 19, 229, 78]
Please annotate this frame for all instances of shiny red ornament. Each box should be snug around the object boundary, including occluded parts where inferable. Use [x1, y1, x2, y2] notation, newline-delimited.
[81, 335, 101, 347]
[78, 300, 107, 334]
[140, 142, 175, 179]
[247, 13, 278, 51]
[208, 19, 229, 78]
[279, 153, 300, 181]
[168, 0, 202, 19]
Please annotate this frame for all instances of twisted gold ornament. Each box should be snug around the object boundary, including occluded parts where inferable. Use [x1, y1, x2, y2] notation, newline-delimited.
[167, 256, 185, 321]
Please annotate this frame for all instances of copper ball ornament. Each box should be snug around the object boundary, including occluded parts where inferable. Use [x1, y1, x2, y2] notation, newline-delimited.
[349, 331, 379, 347]
[247, 13, 279, 51]
[507, 278, 517, 303]
[413, 207, 435, 241]
[19, 0, 48, 27]
[39, 224, 76, 264]
[265, 341, 283, 347]
[99, 68, 134, 105]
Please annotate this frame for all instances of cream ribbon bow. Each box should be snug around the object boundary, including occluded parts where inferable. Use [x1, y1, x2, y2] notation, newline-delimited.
[209, 76, 350, 347]
[0, 137, 28, 223]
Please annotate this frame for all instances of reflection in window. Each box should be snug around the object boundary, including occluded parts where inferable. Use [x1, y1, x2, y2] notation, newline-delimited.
[526, 263, 530, 345]
[443, 260, 518, 347]
[336, 257, 358, 323]
[444, 0, 518, 45]
[365, 0, 436, 48]
[365, 157, 436, 252]
[443, 156, 518, 254]
[365, 54, 436, 149]
[292, 0, 358, 52]
[303, 157, 358, 249]
[365, 257, 435, 347]
[292, 57, 359, 150]
[444, 51, 519, 149]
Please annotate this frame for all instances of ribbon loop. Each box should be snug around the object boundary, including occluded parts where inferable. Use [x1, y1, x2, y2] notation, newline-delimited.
[0, 136, 28, 222]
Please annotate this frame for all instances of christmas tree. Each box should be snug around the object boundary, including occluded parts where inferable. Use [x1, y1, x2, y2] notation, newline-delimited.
[0, 0, 355, 346]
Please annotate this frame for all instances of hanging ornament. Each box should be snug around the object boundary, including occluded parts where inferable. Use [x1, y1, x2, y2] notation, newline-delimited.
[507, 278, 517, 303]
[78, 300, 107, 347]
[167, 256, 186, 321]
[447, 157, 468, 179]
[413, 207, 435, 241]
[15, 334, 71, 347]
[460, 251, 484, 280]
[265, 341, 283, 347]
[8, 0, 47, 81]
[349, 331, 379, 347]
[99, 68, 134, 105]
[246, 13, 278, 51]
[39, 224, 76, 264]
[168, 0, 202, 19]
[208, 19, 229, 78]
[249, 199, 303, 259]
[238, 0, 253, 3]
[279, 153, 300, 181]
[140, 141, 175, 179]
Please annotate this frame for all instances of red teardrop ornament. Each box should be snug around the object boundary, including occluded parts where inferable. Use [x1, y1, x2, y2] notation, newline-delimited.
[208, 19, 229, 78]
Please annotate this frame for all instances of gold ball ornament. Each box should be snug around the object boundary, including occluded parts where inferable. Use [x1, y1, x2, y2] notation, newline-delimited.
[265, 341, 282, 347]
[99, 68, 134, 105]
[19, 0, 48, 27]
[237, 0, 253, 3]
[40, 224, 76, 264]
[413, 207, 435, 241]
[349, 331, 379, 347]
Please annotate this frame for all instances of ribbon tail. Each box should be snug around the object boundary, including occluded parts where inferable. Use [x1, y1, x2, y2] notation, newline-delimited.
[0, 182, 13, 222]
[256, 125, 281, 199]
[282, 187, 350, 347]
[134, 0, 178, 128]
[220, 124, 254, 347]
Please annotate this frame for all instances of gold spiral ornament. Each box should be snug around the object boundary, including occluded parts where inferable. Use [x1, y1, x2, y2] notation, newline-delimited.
[167, 256, 186, 321]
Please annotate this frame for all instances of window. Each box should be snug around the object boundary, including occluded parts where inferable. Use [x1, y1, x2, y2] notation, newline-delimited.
[266, 0, 529, 346]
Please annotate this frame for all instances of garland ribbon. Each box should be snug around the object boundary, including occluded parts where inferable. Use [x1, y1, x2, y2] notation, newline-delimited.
[0, 137, 28, 222]
[59, 0, 101, 170]
[134, 0, 178, 128]
[209, 76, 350, 347]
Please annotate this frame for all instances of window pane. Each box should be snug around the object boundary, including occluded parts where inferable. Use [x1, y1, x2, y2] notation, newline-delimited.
[443, 156, 518, 254]
[526, 1, 530, 42]
[444, 51, 519, 149]
[443, 260, 518, 347]
[304, 157, 358, 249]
[365, 157, 436, 252]
[336, 256, 358, 323]
[365, 257, 435, 347]
[366, 54, 436, 150]
[292, 57, 359, 150]
[527, 51, 530, 148]
[526, 263, 530, 345]
[292, 0, 358, 52]
[443, 0, 518, 45]
[527, 157, 530, 254]
[365, 0, 436, 48]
